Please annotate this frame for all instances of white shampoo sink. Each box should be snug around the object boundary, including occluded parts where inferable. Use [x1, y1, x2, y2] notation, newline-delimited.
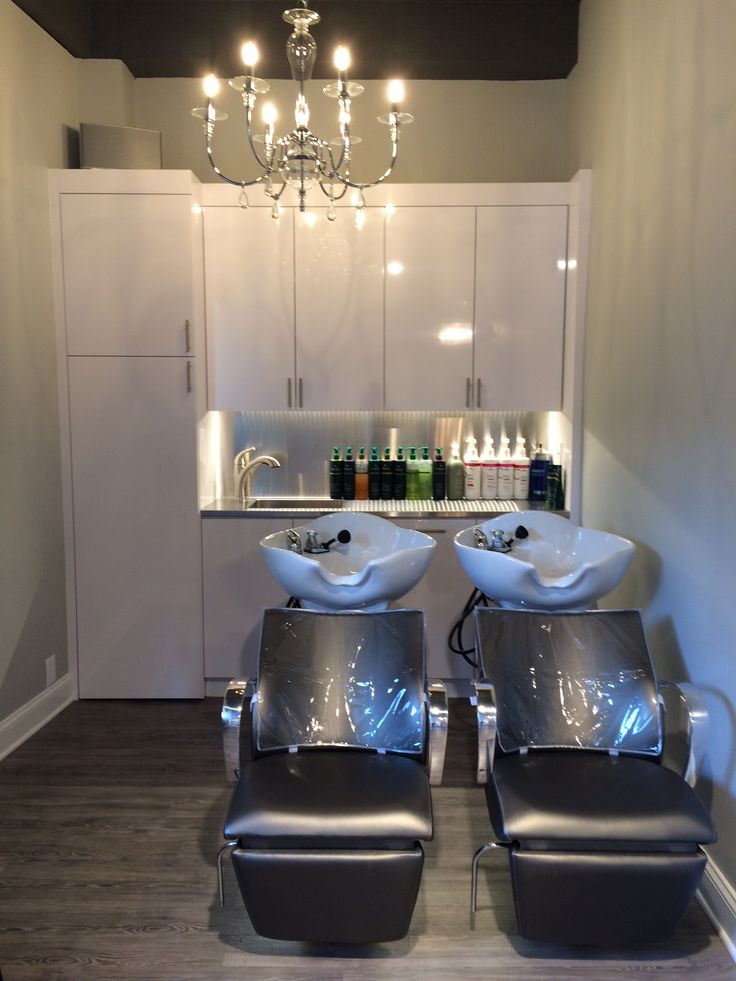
[260, 512, 437, 611]
[453, 511, 635, 611]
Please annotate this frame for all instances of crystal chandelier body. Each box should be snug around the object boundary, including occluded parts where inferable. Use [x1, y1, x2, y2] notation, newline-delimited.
[192, 2, 412, 217]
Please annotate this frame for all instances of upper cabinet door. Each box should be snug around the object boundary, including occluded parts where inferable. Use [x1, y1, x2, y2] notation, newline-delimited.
[204, 207, 295, 411]
[61, 194, 194, 356]
[294, 209, 384, 409]
[385, 207, 475, 410]
[474, 206, 568, 411]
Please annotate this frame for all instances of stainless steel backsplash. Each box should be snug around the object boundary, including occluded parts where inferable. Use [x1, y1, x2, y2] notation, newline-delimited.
[199, 410, 555, 503]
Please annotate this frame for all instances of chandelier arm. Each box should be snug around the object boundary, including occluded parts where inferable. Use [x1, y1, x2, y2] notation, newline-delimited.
[205, 139, 267, 188]
[331, 127, 400, 191]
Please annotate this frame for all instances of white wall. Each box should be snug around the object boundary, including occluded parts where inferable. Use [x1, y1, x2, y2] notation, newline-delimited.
[0, 0, 78, 720]
[135, 77, 568, 183]
[568, 0, 736, 892]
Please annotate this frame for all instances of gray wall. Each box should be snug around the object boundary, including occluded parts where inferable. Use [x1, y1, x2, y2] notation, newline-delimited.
[568, 0, 736, 886]
[0, 0, 77, 718]
[135, 77, 568, 184]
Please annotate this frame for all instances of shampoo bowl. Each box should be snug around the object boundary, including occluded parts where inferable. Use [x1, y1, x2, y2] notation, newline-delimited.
[454, 511, 635, 611]
[260, 512, 437, 611]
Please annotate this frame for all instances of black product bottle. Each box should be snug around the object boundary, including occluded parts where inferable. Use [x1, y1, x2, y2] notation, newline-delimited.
[529, 443, 549, 501]
[368, 447, 381, 500]
[393, 447, 407, 500]
[342, 446, 356, 500]
[381, 447, 395, 499]
[432, 447, 447, 500]
[329, 447, 343, 500]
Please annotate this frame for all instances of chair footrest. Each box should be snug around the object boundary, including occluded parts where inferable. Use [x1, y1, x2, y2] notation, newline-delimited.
[232, 845, 424, 944]
[509, 847, 707, 945]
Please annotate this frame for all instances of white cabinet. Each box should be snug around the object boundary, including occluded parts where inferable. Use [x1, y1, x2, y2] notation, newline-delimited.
[52, 171, 204, 699]
[294, 209, 383, 409]
[204, 206, 384, 410]
[385, 207, 475, 410]
[474, 206, 568, 410]
[68, 357, 203, 698]
[392, 518, 475, 687]
[202, 517, 289, 680]
[61, 193, 196, 356]
[384, 203, 569, 411]
[204, 206, 295, 410]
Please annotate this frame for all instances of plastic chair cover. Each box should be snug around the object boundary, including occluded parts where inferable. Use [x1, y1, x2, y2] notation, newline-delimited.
[255, 608, 426, 756]
[475, 608, 661, 755]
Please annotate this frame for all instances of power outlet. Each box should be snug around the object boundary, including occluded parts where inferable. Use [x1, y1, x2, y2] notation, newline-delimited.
[45, 655, 57, 687]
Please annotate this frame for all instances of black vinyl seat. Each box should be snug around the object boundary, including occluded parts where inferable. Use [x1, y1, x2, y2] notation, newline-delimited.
[471, 608, 716, 946]
[219, 607, 448, 945]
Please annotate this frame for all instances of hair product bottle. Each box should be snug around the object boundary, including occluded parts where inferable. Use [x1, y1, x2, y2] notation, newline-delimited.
[529, 442, 549, 501]
[447, 442, 465, 500]
[342, 445, 356, 500]
[329, 446, 343, 500]
[480, 436, 498, 500]
[355, 446, 369, 500]
[418, 446, 433, 499]
[512, 436, 530, 501]
[406, 447, 420, 500]
[381, 446, 395, 500]
[368, 447, 381, 500]
[463, 436, 481, 500]
[497, 436, 514, 500]
[393, 446, 407, 500]
[432, 447, 446, 501]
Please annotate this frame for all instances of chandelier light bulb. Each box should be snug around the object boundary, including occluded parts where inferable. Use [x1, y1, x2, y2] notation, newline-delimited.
[241, 41, 259, 68]
[262, 102, 278, 126]
[203, 74, 220, 99]
[334, 46, 351, 73]
[387, 79, 404, 105]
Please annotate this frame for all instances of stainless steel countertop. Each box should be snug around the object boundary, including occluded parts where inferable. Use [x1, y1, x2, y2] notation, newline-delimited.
[201, 497, 560, 519]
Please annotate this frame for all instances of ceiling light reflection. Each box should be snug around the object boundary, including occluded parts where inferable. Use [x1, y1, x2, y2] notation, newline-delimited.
[438, 323, 472, 345]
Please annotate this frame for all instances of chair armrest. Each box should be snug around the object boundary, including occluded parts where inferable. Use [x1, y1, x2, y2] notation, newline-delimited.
[427, 681, 449, 786]
[658, 680, 709, 787]
[473, 679, 497, 785]
[221, 678, 255, 781]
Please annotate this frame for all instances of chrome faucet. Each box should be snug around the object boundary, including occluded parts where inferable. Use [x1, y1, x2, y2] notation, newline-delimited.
[235, 452, 281, 503]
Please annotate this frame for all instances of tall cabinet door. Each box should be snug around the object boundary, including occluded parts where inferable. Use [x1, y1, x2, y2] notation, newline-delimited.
[204, 207, 295, 410]
[294, 209, 384, 409]
[474, 206, 568, 410]
[385, 207, 475, 410]
[68, 357, 203, 698]
[61, 193, 195, 356]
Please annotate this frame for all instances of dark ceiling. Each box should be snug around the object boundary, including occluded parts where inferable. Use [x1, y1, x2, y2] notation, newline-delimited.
[13, 0, 579, 80]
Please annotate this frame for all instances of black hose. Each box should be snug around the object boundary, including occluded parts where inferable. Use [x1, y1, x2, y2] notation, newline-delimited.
[448, 588, 491, 669]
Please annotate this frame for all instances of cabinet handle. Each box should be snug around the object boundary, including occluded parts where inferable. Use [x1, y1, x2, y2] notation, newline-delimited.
[421, 528, 447, 534]
[466, 377, 472, 408]
[184, 319, 191, 353]
[298, 377, 303, 408]
[287, 378, 292, 408]
[476, 377, 482, 408]
[186, 360, 192, 393]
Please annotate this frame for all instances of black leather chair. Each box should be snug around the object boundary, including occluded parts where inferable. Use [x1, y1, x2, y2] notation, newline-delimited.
[470, 607, 716, 946]
[218, 607, 448, 944]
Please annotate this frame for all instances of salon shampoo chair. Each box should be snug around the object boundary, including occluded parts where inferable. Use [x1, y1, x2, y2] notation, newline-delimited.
[471, 608, 715, 946]
[218, 607, 448, 944]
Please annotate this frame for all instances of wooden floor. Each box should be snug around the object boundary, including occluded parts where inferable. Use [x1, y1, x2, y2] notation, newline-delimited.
[0, 698, 733, 981]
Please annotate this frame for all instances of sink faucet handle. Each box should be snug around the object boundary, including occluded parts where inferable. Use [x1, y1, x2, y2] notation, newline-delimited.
[305, 529, 321, 551]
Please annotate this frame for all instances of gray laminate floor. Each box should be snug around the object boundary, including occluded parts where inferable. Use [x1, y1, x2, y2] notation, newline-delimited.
[0, 698, 733, 981]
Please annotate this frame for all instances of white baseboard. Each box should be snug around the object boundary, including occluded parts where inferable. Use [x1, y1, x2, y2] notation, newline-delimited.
[0, 675, 75, 763]
[698, 853, 736, 963]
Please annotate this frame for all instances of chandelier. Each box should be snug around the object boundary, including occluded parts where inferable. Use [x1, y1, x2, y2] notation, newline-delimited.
[192, 1, 413, 219]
